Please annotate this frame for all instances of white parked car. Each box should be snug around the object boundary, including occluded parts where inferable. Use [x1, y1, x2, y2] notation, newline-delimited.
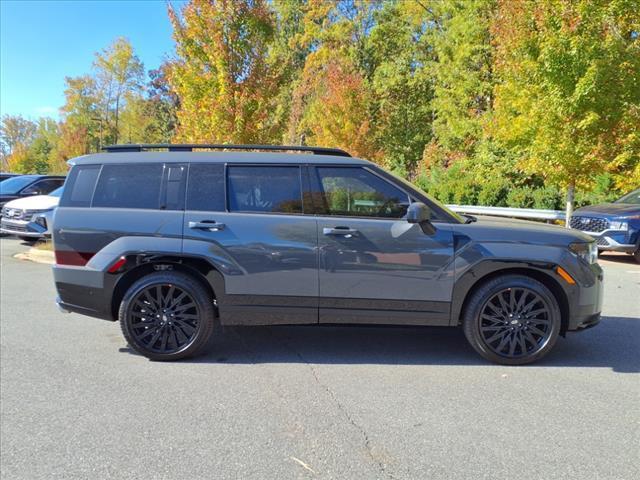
[0, 187, 62, 241]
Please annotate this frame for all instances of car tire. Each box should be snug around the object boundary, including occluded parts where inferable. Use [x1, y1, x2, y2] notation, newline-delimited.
[462, 274, 561, 365]
[633, 246, 640, 264]
[119, 271, 215, 361]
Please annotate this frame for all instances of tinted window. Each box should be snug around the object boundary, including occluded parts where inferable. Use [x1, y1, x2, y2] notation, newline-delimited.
[93, 164, 163, 209]
[186, 163, 225, 211]
[24, 178, 64, 195]
[0, 175, 38, 194]
[227, 166, 302, 214]
[59, 166, 100, 208]
[315, 167, 410, 218]
[163, 164, 186, 210]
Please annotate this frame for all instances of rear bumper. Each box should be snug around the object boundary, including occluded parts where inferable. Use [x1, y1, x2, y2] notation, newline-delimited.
[53, 265, 116, 321]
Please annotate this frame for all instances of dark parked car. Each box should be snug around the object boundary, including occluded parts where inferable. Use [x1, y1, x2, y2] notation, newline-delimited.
[0, 174, 66, 208]
[53, 144, 603, 365]
[0, 172, 19, 182]
[570, 188, 640, 263]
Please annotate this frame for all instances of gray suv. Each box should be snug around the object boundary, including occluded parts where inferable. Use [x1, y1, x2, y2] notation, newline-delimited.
[53, 144, 603, 365]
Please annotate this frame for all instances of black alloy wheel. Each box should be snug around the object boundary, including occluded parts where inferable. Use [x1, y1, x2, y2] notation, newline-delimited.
[129, 284, 199, 354]
[120, 271, 215, 361]
[463, 274, 561, 365]
[478, 287, 553, 359]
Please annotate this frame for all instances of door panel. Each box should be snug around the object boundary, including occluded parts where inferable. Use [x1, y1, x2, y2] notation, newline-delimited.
[318, 217, 454, 324]
[183, 212, 319, 324]
[311, 165, 455, 325]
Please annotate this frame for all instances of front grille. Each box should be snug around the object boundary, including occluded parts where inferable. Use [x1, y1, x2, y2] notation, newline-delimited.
[596, 236, 609, 246]
[0, 220, 27, 232]
[0, 208, 47, 221]
[570, 216, 609, 233]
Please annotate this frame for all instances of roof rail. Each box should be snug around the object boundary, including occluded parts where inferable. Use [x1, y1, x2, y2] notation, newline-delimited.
[102, 144, 352, 157]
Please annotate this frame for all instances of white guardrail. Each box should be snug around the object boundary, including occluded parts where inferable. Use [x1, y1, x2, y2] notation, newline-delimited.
[447, 204, 565, 222]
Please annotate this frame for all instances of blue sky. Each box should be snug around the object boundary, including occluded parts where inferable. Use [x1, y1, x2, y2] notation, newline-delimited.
[1, 0, 185, 119]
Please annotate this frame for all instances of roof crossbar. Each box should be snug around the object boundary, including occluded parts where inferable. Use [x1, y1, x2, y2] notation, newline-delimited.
[102, 144, 352, 157]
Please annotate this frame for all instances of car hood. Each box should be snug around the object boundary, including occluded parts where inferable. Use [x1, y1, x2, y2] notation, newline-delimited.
[2, 194, 59, 210]
[573, 203, 640, 217]
[455, 215, 593, 245]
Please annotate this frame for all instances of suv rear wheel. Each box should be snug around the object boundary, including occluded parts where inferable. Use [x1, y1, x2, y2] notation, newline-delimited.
[119, 271, 215, 361]
[462, 274, 561, 365]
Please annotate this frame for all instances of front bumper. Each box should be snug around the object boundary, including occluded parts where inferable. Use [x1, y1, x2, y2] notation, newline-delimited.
[577, 227, 638, 253]
[0, 212, 52, 238]
[566, 262, 604, 331]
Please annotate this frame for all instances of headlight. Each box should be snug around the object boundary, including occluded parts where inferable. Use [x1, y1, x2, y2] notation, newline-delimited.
[609, 220, 628, 230]
[34, 215, 47, 229]
[569, 242, 598, 264]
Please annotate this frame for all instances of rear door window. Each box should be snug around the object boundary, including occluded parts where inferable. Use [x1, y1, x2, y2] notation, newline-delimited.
[186, 163, 225, 211]
[227, 166, 303, 214]
[93, 164, 163, 209]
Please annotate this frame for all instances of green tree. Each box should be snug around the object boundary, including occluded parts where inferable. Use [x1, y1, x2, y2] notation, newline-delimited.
[366, 1, 434, 176]
[427, 0, 495, 158]
[491, 0, 640, 223]
[93, 37, 144, 144]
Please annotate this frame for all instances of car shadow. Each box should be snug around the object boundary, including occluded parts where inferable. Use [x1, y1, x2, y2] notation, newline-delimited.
[598, 252, 638, 266]
[119, 315, 639, 373]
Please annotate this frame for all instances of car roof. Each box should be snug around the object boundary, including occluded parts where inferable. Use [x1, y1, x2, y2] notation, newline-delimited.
[69, 151, 374, 167]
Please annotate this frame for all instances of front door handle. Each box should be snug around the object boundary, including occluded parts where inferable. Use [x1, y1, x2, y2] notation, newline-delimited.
[189, 220, 226, 231]
[323, 226, 359, 237]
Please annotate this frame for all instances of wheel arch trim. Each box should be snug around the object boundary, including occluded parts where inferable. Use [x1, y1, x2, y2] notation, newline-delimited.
[451, 260, 573, 333]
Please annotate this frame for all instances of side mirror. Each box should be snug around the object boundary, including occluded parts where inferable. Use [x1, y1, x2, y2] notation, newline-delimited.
[406, 202, 436, 235]
[407, 202, 431, 224]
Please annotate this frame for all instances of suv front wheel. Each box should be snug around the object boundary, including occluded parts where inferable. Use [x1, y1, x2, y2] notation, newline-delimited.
[119, 271, 215, 361]
[462, 274, 561, 365]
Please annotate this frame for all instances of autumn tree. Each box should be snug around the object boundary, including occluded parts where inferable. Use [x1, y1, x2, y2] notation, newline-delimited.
[0, 115, 37, 168]
[167, 0, 282, 143]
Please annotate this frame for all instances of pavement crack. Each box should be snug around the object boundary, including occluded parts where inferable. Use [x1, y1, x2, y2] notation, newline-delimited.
[281, 333, 397, 480]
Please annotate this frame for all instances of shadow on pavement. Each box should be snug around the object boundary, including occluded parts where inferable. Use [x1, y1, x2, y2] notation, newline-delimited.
[121, 315, 639, 373]
[598, 252, 638, 266]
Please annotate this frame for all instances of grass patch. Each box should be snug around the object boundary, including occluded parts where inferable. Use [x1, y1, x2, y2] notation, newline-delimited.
[34, 240, 54, 251]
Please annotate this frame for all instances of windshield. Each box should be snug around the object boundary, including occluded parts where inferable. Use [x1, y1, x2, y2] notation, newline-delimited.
[49, 187, 64, 197]
[0, 176, 37, 195]
[615, 189, 640, 205]
[386, 170, 465, 223]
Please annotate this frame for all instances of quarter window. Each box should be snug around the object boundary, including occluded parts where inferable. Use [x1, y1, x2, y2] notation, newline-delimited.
[227, 166, 302, 214]
[315, 167, 410, 218]
[93, 164, 163, 209]
[59, 166, 100, 208]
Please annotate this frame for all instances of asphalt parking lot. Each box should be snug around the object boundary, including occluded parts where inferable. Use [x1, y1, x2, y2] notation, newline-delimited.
[1, 237, 638, 480]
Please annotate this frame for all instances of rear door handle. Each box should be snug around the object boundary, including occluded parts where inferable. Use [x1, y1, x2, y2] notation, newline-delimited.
[189, 220, 226, 231]
[323, 227, 359, 237]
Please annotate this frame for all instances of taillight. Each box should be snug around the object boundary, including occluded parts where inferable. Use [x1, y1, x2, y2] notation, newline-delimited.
[54, 250, 95, 266]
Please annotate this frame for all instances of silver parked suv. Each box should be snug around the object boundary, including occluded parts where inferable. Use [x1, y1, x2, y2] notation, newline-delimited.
[52, 144, 603, 365]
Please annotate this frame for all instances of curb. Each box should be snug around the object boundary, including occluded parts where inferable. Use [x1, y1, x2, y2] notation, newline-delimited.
[14, 247, 55, 265]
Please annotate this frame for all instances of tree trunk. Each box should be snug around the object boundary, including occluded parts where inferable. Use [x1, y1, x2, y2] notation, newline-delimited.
[114, 94, 120, 145]
[565, 182, 575, 228]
